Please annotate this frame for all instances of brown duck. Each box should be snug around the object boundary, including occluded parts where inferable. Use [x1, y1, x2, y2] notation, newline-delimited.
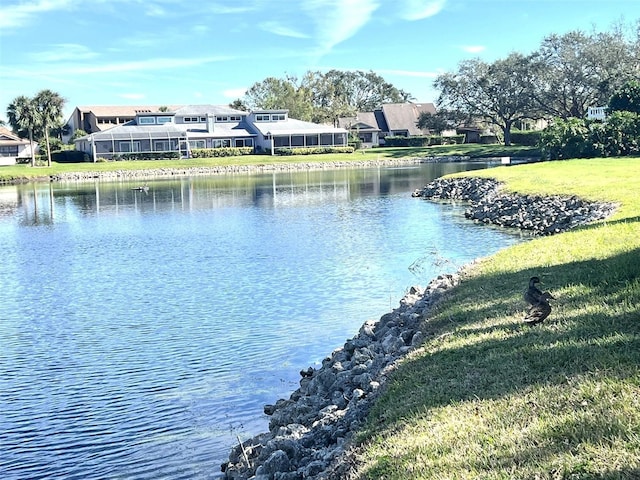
[523, 276, 554, 325]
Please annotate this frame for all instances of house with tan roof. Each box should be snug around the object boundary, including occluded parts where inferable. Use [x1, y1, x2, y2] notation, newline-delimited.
[73, 105, 348, 161]
[0, 126, 37, 165]
[64, 105, 183, 142]
[338, 102, 436, 147]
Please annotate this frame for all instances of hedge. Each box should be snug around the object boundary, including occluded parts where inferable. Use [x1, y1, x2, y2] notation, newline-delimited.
[510, 130, 542, 146]
[190, 147, 254, 158]
[383, 135, 465, 147]
[114, 152, 181, 161]
[273, 146, 355, 156]
[51, 150, 91, 163]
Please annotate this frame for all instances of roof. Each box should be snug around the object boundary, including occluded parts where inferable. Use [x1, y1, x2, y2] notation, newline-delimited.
[174, 105, 246, 116]
[74, 105, 184, 117]
[0, 126, 31, 145]
[381, 102, 436, 135]
[250, 118, 347, 136]
[186, 122, 255, 139]
[337, 112, 380, 131]
[79, 121, 188, 141]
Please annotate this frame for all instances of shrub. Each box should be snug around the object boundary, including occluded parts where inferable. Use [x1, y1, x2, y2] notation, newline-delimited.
[274, 146, 355, 155]
[480, 134, 499, 144]
[540, 113, 640, 159]
[190, 147, 253, 158]
[118, 152, 181, 161]
[510, 130, 542, 146]
[52, 150, 91, 163]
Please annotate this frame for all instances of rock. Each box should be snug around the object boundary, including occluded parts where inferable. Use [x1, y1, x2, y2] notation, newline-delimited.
[222, 273, 461, 479]
[414, 177, 616, 235]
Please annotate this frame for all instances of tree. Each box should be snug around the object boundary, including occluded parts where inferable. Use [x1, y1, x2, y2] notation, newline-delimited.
[416, 109, 469, 135]
[531, 26, 638, 119]
[243, 75, 314, 121]
[434, 53, 538, 145]
[229, 99, 248, 111]
[242, 69, 413, 125]
[609, 79, 640, 114]
[7, 95, 39, 167]
[34, 89, 65, 167]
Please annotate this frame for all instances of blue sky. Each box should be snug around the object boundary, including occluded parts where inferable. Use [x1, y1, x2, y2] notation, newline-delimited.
[1, 0, 638, 123]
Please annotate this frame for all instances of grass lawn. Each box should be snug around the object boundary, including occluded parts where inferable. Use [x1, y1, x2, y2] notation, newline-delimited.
[354, 157, 640, 479]
[0, 144, 540, 184]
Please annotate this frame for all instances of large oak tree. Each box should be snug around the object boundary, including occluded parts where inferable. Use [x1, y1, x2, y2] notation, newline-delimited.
[434, 53, 538, 145]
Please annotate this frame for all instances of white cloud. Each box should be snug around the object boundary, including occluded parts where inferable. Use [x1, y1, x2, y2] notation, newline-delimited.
[1, 0, 75, 29]
[259, 21, 309, 39]
[461, 45, 486, 53]
[302, 0, 381, 54]
[30, 43, 98, 62]
[399, 0, 446, 21]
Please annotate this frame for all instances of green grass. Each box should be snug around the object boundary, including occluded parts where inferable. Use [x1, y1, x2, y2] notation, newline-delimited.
[353, 157, 640, 479]
[0, 144, 539, 183]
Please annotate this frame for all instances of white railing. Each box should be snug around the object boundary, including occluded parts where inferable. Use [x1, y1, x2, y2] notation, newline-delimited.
[587, 106, 607, 121]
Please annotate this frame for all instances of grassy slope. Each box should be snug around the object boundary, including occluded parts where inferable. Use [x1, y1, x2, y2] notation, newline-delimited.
[354, 158, 640, 479]
[0, 144, 539, 183]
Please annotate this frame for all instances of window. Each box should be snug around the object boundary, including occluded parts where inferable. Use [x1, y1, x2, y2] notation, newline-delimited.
[200, 117, 207, 122]
[154, 140, 172, 151]
[189, 140, 206, 149]
[0, 145, 18, 156]
[138, 117, 156, 125]
[157, 116, 172, 124]
[234, 138, 253, 147]
[119, 141, 141, 152]
[216, 116, 228, 122]
[272, 114, 286, 121]
[213, 139, 231, 148]
[256, 114, 270, 122]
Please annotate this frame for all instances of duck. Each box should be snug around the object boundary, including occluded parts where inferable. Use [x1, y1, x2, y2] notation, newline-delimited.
[523, 276, 555, 325]
[524, 292, 553, 325]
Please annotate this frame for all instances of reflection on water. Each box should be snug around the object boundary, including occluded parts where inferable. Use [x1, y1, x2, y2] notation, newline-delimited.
[0, 162, 521, 479]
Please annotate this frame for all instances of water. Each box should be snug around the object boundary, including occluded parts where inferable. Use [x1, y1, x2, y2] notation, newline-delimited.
[0, 163, 524, 479]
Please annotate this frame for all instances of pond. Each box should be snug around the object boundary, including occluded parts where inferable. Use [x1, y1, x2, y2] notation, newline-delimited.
[0, 162, 524, 479]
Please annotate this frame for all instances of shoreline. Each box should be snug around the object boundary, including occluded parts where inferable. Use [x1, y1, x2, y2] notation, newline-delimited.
[221, 176, 617, 479]
[2, 155, 504, 186]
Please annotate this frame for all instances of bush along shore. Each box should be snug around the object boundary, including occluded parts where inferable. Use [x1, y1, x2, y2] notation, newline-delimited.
[221, 175, 618, 479]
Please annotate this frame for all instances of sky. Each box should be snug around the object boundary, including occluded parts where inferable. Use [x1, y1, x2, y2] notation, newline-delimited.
[1, 0, 638, 124]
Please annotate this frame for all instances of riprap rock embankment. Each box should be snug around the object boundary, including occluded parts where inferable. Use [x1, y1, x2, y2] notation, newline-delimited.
[412, 177, 617, 235]
[222, 274, 459, 480]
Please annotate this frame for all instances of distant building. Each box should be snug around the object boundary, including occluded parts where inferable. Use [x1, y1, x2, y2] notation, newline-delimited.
[0, 126, 37, 165]
[587, 106, 607, 121]
[338, 102, 436, 147]
[64, 105, 183, 143]
[73, 105, 348, 161]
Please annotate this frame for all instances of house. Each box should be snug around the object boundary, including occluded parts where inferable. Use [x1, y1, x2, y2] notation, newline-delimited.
[338, 102, 436, 147]
[64, 105, 183, 142]
[587, 106, 607, 121]
[73, 105, 348, 161]
[0, 126, 37, 165]
[337, 111, 383, 148]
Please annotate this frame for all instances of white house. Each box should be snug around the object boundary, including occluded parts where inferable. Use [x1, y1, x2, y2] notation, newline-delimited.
[0, 127, 37, 165]
[74, 105, 348, 161]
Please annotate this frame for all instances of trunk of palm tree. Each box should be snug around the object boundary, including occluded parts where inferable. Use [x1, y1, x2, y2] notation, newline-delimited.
[29, 129, 35, 167]
[44, 125, 52, 167]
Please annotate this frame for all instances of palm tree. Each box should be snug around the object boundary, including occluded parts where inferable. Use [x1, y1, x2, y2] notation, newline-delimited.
[7, 95, 39, 167]
[34, 89, 65, 167]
